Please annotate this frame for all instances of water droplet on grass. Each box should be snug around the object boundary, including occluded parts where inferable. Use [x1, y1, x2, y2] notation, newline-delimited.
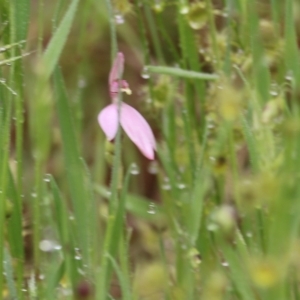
[147, 202, 156, 214]
[162, 184, 171, 190]
[114, 13, 124, 24]
[39, 240, 55, 252]
[141, 67, 150, 79]
[39, 274, 45, 280]
[54, 244, 62, 251]
[130, 163, 140, 175]
[78, 78, 86, 88]
[148, 161, 158, 174]
[153, 1, 164, 13]
[269, 90, 278, 96]
[207, 223, 218, 231]
[75, 255, 82, 260]
[285, 70, 293, 81]
[221, 261, 229, 267]
[74, 248, 82, 260]
[177, 183, 186, 189]
[180, 5, 189, 14]
[43, 174, 51, 182]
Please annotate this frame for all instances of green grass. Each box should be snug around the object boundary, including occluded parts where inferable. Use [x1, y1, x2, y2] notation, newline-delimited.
[1, 0, 300, 299]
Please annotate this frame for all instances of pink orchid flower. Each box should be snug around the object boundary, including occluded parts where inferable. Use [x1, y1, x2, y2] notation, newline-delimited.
[98, 52, 156, 160]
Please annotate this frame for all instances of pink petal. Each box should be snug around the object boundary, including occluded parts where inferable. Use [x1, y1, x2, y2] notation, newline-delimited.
[109, 52, 124, 86]
[98, 104, 118, 141]
[120, 103, 156, 160]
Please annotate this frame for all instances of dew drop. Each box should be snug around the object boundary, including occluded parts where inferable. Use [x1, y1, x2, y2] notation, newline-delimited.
[285, 70, 293, 81]
[269, 83, 279, 97]
[206, 223, 218, 231]
[176, 182, 186, 190]
[74, 248, 82, 261]
[130, 163, 140, 175]
[269, 90, 278, 97]
[141, 67, 150, 79]
[39, 274, 45, 280]
[77, 268, 85, 275]
[147, 161, 158, 174]
[153, 1, 164, 13]
[180, 5, 189, 14]
[221, 261, 229, 267]
[114, 13, 124, 25]
[0, 78, 6, 83]
[161, 177, 171, 190]
[246, 231, 253, 238]
[53, 244, 62, 251]
[147, 202, 156, 215]
[43, 174, 51, 182]
[78, 78, 86, 89]
[39, 240, 55, 252]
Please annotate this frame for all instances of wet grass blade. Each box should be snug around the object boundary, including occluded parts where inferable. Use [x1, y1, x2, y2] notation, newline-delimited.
[146, 65, 218, 80]
[3, 248, 18, 300]
[43, 0, 79, 78]
[10, 0, 30, 41]
[53, 68, 90, 264]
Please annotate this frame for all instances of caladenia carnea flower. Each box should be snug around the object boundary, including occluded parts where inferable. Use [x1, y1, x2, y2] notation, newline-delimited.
[98, 52, 156, 160]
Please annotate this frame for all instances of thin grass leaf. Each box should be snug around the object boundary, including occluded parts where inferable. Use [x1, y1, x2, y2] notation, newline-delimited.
[10, 0, 30, 41]
[145, 65, 218, 80]
[188, 170, 209, 244]
[0, 88, 13, 300]
[221, 245, 254, 300]
[107, 254, 131, 300]
[50, 176, 78, 288]
[6, 167, 24, 291]
[42, 0, 79, 78]
[53, 68, 90, 264]
[3, 248, 18, 300]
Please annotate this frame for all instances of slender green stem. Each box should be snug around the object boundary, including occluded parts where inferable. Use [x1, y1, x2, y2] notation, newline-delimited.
[33, 160, 42, 270]
[0, 94, 13, 300]
[144, 5, 165, 64]
[9, 1, 25, 297]
[37, 0, 44, 54]
[97, 2, 124, 298]
[105, 0, 117, 59]
[205, 0, 220, 68]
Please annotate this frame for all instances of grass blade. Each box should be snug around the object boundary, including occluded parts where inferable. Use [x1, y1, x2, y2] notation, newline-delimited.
[42, 0, 79, 78]
[53, 68, 90, 264]
[145, 65, 218, 80]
